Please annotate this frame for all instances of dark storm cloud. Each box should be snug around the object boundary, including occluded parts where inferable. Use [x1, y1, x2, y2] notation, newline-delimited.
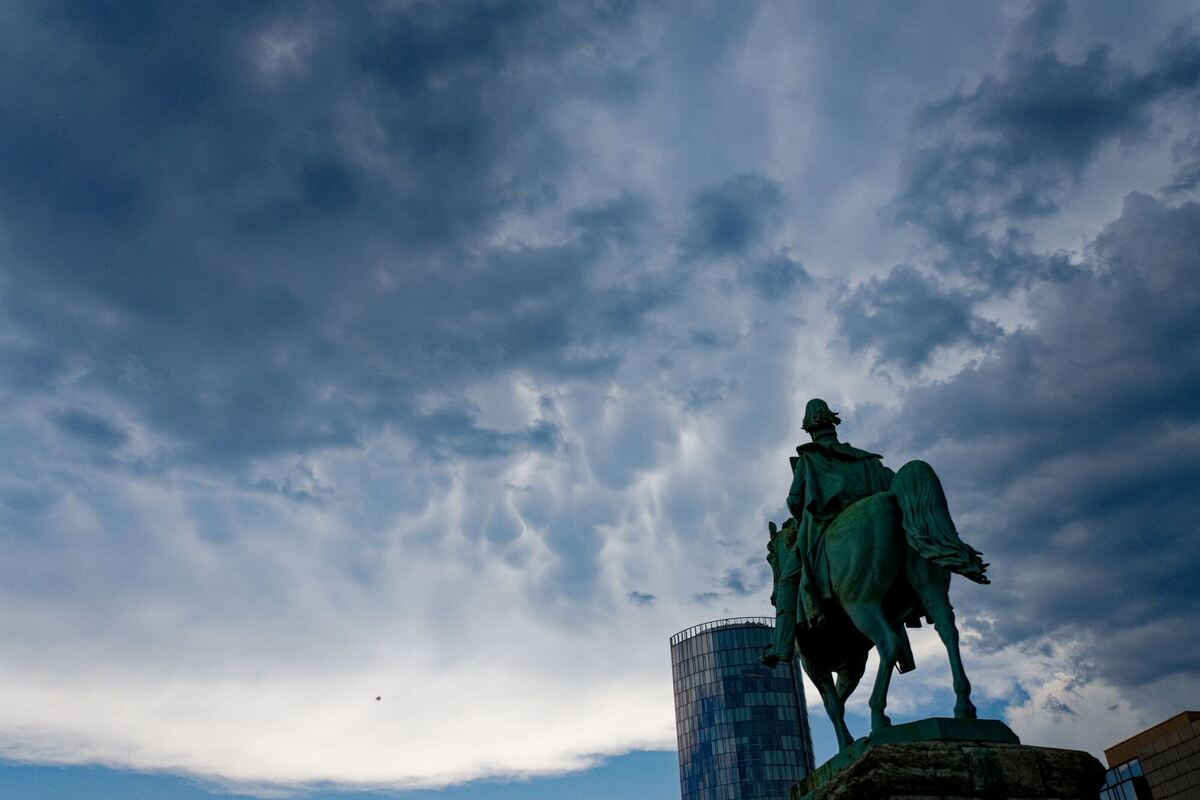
[0, 0, 654, 464]
[897, 3, 1200, 270]
[681, 173, 809, 301]
[50, 407, 130, 450]
[1043, 696, 1075, 719]
[1164, 131, 1200, 193]
[404, 408, 562, 461]
[835, 266, 1002, 372]
[719, 564, 770, 597]
[895, 0, 1199, 292]
[683, 173, 783, 258]
[747, 253, 809, 302]
[887, 193, 1200, 692]
[840, 0, 1200, 371]
[899, 1, 1200, 267]
[245, 462, 329, 506]
[626, 591, 655, 606]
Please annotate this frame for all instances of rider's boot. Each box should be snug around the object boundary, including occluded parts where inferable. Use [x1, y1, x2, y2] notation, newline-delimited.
[765, 578, 798, 666]
[895, 626, 916, 673]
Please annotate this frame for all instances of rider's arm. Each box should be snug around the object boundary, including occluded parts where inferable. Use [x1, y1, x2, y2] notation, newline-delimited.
[786, 471, 806, 520]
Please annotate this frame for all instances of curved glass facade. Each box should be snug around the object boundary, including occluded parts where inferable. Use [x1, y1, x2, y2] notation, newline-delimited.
[670, 617, 814, 800]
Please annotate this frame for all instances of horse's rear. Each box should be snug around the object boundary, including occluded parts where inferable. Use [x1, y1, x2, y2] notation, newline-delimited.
[821, 464, 982, 734]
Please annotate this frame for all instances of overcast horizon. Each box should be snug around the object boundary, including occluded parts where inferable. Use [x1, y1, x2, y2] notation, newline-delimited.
[1, 1, 1199, 798]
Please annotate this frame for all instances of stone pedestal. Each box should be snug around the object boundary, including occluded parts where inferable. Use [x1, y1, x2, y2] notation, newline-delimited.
[791, 719, 1105, 800]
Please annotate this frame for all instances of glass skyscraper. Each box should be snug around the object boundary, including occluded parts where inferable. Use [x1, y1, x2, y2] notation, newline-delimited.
[670, 617, 815, 800]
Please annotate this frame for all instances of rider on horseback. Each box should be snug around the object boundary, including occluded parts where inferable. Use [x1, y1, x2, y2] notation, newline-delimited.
[766, 399, 895, 664]
[761, 399, 991, 743]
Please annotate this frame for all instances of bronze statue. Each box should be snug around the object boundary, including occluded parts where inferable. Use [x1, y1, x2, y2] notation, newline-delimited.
[763, 399, 989, 750]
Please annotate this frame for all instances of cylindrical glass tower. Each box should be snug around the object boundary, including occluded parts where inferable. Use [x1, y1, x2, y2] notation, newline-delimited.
[670, 617, 815, 800]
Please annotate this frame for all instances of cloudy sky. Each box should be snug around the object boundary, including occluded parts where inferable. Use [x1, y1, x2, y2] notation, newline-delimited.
[2, 0, 1199, 797]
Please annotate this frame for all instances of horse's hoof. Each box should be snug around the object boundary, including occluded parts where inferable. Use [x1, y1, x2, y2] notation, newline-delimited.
[954, 704, 977, 720]
[871, 715, 892, 731]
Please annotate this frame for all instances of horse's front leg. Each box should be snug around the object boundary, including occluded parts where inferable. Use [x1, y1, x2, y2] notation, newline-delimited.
[842, 602, 900, 732]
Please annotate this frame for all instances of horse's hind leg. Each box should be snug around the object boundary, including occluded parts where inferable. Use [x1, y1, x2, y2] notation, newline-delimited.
[910, 558, 977, 719]
[842, 602, 901, 732]
[804, 660, 854, 750]
[836, 652, 865, 706]
[833, 652, 866, 744]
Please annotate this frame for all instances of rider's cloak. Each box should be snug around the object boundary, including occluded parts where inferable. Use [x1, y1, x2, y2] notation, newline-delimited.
[786, 440, 894, 628]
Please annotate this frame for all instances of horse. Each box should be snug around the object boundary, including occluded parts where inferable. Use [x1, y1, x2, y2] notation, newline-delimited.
[778, 460, 989, 750]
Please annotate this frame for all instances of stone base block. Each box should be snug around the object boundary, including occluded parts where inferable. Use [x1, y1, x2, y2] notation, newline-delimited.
[792, 740, 1105, 800]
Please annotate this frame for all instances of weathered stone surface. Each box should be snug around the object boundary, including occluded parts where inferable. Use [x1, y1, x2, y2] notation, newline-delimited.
[964, 744, 1044, 795]
[794, 718, 1020, 798]
[1035, 746, 1108, 797]
[792, 741, 1105, 800]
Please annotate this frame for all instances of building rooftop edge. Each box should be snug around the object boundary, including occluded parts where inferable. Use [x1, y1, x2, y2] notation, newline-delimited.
[669, 616, 775, 647]
[1104, 710, 1200, 766]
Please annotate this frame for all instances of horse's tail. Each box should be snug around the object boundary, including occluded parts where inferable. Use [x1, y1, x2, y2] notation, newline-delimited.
[891, 460, 989, 584]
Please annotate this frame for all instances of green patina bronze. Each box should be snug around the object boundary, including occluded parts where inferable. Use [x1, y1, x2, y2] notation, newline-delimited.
[763, 399, 991, 752]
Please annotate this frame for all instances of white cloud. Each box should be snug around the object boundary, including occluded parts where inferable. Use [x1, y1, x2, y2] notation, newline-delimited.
[0, 311, 864, 789]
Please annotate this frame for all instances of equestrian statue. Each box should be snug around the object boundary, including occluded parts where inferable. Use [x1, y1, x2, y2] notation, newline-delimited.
[761, 398, 989, 751]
